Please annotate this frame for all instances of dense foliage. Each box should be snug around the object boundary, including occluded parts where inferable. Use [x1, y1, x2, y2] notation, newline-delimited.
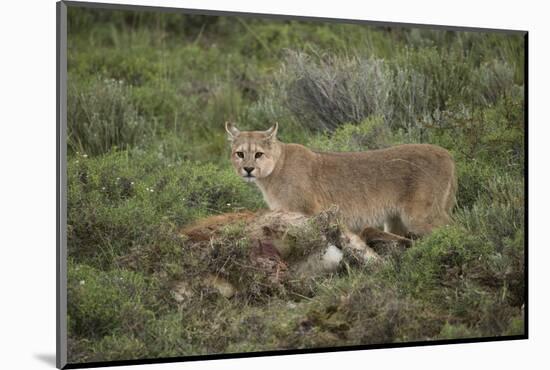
[66, 6, 525, 363]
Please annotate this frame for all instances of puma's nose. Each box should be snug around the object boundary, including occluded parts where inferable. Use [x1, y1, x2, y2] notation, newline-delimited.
[244, 167, 254, 175]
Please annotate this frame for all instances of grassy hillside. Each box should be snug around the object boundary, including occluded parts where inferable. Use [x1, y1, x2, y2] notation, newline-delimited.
[66, 6, 525, 363]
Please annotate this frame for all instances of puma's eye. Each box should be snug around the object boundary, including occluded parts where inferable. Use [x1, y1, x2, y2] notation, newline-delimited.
[255, 152, 264, 159]
[236, 151, 244, 159]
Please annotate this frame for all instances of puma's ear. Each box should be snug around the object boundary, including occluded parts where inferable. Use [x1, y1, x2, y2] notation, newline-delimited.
[264, 122, 278, 141]
[225, 121, 240, 140]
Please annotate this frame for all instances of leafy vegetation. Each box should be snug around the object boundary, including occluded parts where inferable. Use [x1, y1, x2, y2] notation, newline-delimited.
[66, 6, 525, 363]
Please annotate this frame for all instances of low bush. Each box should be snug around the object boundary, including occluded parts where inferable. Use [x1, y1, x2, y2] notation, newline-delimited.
[68, 78, 155, 156]
[307, 116, 393, 152]
[269, 51, 393, 132]
[67, 150, 264, 268]
[67, 263, 158, 338]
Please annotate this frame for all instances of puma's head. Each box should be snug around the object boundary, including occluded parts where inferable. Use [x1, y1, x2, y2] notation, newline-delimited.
[225, 122, 282, 182]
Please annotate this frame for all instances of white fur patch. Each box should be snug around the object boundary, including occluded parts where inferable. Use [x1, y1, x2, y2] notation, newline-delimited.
[321, 244, 343, 271]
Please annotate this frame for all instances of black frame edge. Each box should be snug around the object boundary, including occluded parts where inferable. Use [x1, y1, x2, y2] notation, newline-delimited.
[523, 32, 529, 339]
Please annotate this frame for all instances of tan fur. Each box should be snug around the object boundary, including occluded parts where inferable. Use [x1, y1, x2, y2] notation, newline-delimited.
[226, 122, 457, 237]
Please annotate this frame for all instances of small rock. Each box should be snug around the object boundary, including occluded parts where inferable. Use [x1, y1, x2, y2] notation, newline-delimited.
[206, 274, 236, 299]
[171, 281, 193, 303]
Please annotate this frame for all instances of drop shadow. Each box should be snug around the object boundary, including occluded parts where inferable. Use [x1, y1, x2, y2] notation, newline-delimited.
[34, 353, 57, 367]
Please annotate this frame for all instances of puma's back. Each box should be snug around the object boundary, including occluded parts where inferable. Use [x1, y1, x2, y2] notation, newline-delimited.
[226, 122, 456, 236]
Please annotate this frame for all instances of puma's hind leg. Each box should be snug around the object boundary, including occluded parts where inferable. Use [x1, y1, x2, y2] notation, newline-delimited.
[383, 214, 408, 237]
[403, 207, 452, 238]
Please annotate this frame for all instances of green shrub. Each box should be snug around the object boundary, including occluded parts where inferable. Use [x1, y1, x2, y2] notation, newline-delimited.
[307, 116, 392, 152]
[424, 98, 524, 171]
[476, 60, 523, 105]
[504, 314, 525, 336]
[455, 174, 524, 248]
[275, 51, 393, 132]
[67, 263, 158, 338]
[454, 159, 495, 209]
[67, 150, 264, 267]
[140, 313, 192, 357]
[89, 334, 147, 362]
[397, 225, 491, 298]
[68, 78, 155, 155]
[437, 323, 481, 340]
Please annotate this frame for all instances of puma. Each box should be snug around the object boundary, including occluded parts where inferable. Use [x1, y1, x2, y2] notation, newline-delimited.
[226, 122, 456, 238]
